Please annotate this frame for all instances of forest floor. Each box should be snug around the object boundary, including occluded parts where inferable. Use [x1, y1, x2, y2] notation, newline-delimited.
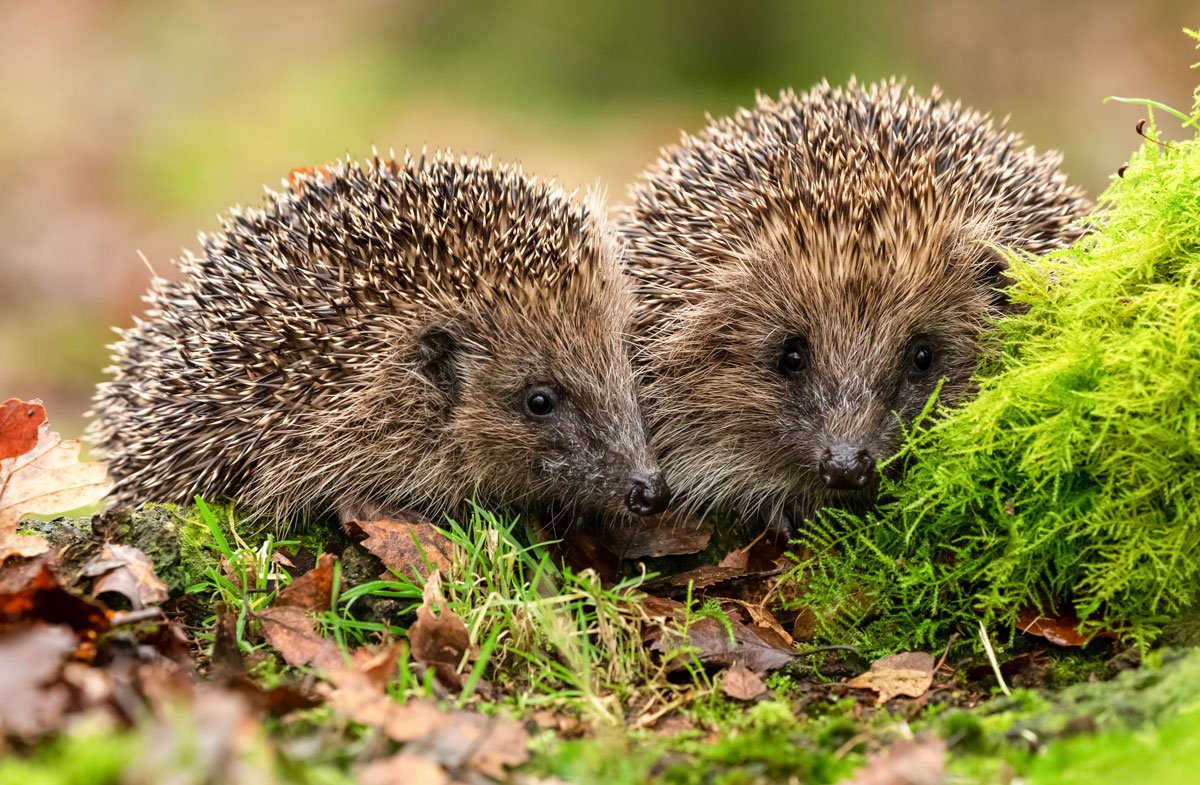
[3, 494, 1199, 785]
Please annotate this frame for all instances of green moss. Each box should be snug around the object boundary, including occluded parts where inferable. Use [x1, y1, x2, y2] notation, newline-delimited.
[0, 726, 133, 785]
[789, 41, 1200, 650]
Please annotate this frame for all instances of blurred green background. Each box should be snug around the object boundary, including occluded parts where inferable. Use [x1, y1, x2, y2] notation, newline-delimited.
[2, 0, 1197, 437]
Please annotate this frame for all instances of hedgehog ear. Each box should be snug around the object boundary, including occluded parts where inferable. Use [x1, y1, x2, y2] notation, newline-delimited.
[977, 245, 1020, 312]
[417, 326, 463, 403]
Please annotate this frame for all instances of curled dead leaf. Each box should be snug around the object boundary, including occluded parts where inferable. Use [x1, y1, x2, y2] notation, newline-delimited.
[82, 542, 169, 609]
[408, 571, 473, 692]
[1016, 607, 1117, 647]
[605, 508, 714, 558]
[0, 624, 78, 737]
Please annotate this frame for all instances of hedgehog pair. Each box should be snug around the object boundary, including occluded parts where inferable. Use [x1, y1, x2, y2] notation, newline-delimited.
[90, 80, 1089, 531]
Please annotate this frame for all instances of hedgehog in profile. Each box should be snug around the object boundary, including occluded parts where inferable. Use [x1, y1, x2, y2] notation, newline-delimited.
[622, 79, 1089, 528]
[89, 153, 669, 526]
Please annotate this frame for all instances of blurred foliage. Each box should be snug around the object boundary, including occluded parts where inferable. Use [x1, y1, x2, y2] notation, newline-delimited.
[2, 0, 1198, 429]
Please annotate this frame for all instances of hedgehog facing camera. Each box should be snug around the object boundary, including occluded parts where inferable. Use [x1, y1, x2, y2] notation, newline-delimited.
[89, 153, 669, 529]
[622, 79, 1090, 529]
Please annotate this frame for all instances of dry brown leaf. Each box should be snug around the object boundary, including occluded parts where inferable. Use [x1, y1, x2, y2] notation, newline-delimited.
[0, 398, 45, 461]
[606, 508, 714, 558]
[0, 400, 112, 524]
[847, 652, 935, 704]
[319, 654, 530, 778]
[721, 661, 768, 701]
[125, 688, 275, 785]
[725, 599, 795, 647]
[320, 667, 447, 741]
[257, 606, 337, 668]
[0, 624, 77, 737]
[82, 542, 169, 609]
[351, 511, 455, 580]
[654, 614, 795, 674]
[0, 399, 111, 556]
[839, 737, 947, 785]
[275, 552, 336, 611]
[1016, 607, 1117, 647]
[356, 755, 448, 785]
[408, 571, 472, 691]
[0, 553, 111, 645]
[424, 711, 529, 779]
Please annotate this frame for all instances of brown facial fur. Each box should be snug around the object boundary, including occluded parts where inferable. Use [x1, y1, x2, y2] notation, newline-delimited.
[622, 80, 1091, 524]
[89, 154, 662, 525]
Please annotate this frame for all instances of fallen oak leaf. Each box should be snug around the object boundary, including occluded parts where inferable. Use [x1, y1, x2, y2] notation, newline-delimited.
[723, 599, 795, 647]
[721, 661, 768, 701]
[0, 398, 45, 461]
[82, 542, 169, 609]
[348, 512, 455, 580]
[275, 552, 336, 611]
[317, 641, 529, 778]
[0, 399, 112, 552]
[407, 709, 530, 779]
[846, 651, 935, 704]
[320, 667, 448, 741]
[257, 606, 337, 668]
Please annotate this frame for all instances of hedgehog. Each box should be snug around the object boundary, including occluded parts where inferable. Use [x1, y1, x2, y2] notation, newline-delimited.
[621, 79, 1090, 528]
[88, 152, 670, 527]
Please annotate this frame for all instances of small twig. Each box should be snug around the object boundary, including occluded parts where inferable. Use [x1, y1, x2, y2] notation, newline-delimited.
[632, 688, 703, 729]
[934, 631, 960, 674]
[792, 648, 859, 662]
[977, 621, 1010, 697]
[111, 607, 166, 627]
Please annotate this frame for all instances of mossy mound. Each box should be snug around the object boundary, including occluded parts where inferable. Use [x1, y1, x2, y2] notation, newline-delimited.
[793, 60, 1200, 649]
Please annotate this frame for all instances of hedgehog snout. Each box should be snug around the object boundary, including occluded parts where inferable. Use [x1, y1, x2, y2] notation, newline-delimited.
[626, 471, 671, 516]
[818, 443, 874, 490]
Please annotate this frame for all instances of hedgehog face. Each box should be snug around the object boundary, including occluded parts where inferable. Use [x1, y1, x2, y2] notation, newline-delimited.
[624, 81, 1090, 525]
[642, 220, 1000, 521]
[442, 289, 669, 521]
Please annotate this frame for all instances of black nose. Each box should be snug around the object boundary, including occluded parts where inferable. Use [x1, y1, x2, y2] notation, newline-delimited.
[626, 472, 670, 516]
[819, 445, 874, 490]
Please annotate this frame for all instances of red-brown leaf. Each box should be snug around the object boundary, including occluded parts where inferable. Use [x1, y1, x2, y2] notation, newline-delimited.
[408, 572, 472, 692]
[276, 552, 336, 611]
[1016, 607, 1117, 647]
[0, 398, 46, 461]
[349, 512, 455, 580]
[721, 661, 768, 701]
[257, 606, 336, 668]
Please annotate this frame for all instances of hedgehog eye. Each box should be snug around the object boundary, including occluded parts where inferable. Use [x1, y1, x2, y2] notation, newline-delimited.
[523, 387, 557, 419]
[778, 337, 809, 378]
[908, 343, 935, 376]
